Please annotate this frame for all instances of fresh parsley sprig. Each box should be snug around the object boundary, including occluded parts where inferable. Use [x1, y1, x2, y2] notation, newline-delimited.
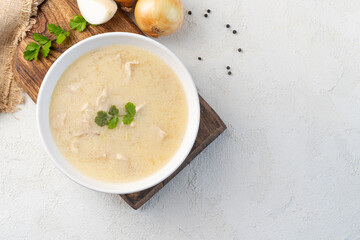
[48, 24, 70, 44]
[69, 15, 88, 32]
[94, 111, 109, 127]
[24, 15, 92, 61]
[24, 33, 52, 61]
[95, 103, 137, 129]
[24, 42, 41, 61]
[123, 103, 136, 125]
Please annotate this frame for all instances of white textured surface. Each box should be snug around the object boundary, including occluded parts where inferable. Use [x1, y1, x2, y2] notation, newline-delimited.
[2, 0, 360, 239]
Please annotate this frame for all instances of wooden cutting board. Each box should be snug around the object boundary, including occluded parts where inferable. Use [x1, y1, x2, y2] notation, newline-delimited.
[12, 0, 226, 209]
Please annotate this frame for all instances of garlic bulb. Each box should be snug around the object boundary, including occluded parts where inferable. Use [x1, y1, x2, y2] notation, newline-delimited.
[77, 0, 118, 25]
[134, 0, 184, 38]
[115, 0, 137, 12]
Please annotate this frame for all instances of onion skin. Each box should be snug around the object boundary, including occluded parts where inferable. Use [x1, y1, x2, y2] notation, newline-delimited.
[135, 0, 184, 38]
[115, 0, 137, 12]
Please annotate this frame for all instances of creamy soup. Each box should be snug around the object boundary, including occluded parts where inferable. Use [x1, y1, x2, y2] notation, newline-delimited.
[49, 45, 188, 182]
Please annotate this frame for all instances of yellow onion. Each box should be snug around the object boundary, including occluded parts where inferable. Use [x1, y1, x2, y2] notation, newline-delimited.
[135, 0, 184, 38]
[115, 0, 137, 12]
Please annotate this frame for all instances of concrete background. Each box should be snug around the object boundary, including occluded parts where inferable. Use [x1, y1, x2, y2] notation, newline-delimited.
[2, 0, 360, 239]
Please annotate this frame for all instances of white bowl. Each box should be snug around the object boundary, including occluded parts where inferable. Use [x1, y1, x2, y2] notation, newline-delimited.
[37, 33, 200, 194]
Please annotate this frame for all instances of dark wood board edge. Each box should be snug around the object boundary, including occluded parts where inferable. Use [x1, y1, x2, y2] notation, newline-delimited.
[121, 96, 227, 209]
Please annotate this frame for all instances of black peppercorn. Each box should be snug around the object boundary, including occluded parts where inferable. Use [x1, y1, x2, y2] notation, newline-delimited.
[198, 57, 202, 61]
[228, 71, 232, 75]
[188, 11, 192, 15]
[207, 9, 211, 13]
[226, 24, 230, 28]
[238, 48, 242, 52]
[233, 30, 237, 34]
[204, 13, 208, 18]
[226, 66, 231, 70]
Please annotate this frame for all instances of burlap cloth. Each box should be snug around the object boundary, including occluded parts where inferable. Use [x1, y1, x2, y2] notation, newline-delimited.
[0, 0, 44, 113]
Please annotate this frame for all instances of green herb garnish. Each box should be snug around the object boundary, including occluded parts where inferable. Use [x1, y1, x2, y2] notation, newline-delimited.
[32, 33, 50, 45]
[24, 34, 52, 61]
[24, 15, 91, 61]
[122, 102, 136, 125]
[95, 103, 137, 129]
[24, 42, 41, 61]
[108, 105, 119, 116]
[42, 41, 52, 57]
[108, 116, 119, 129]
[48, 24, 70, 44]
[125, 102, 136, 117]
[69, 15, 88, 32]
[122, 115, 134, 125]
[95, 111, 108, 127]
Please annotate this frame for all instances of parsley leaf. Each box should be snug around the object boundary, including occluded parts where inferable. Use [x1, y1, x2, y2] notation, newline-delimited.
[122, 115, 134, 125]
[25, 42, 39, 51]
[108, 116, 119, 129]
[125, 102, 136, 117]
[24, 34, 52, 61]
[108, 105, 119, 116]
[48, 24, 65, 36]
[70, 15, 88, 32]
[33, 33, 50, 45]
[123, 102, 136, 125]
[42, 41, 52, 57]
[56, 33, 67, 44]
[95, 103, 136, 128]
[48, 24, 70, 44]
[95, 111, 108, 127]
[24, 42, 41, 61]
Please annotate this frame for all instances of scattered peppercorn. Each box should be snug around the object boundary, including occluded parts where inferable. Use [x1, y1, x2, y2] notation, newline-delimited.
[233, 30, 237, 34]
[198, 57, 202, 61]
[228, 71, 232, 75]
[226, 66, 231, 70]
[204, 13, 208, 18]
[226, 24, 230, 28]
[188, 11, 192, 15]
[238, 48, 242, 52]
[207, 9, 211, 13]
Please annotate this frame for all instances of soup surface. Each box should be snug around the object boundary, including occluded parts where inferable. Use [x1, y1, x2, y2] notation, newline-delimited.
[49, 45, 188, 182]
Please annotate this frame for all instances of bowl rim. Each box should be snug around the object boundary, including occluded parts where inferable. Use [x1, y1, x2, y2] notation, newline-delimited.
[36, 32, 200, 194]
